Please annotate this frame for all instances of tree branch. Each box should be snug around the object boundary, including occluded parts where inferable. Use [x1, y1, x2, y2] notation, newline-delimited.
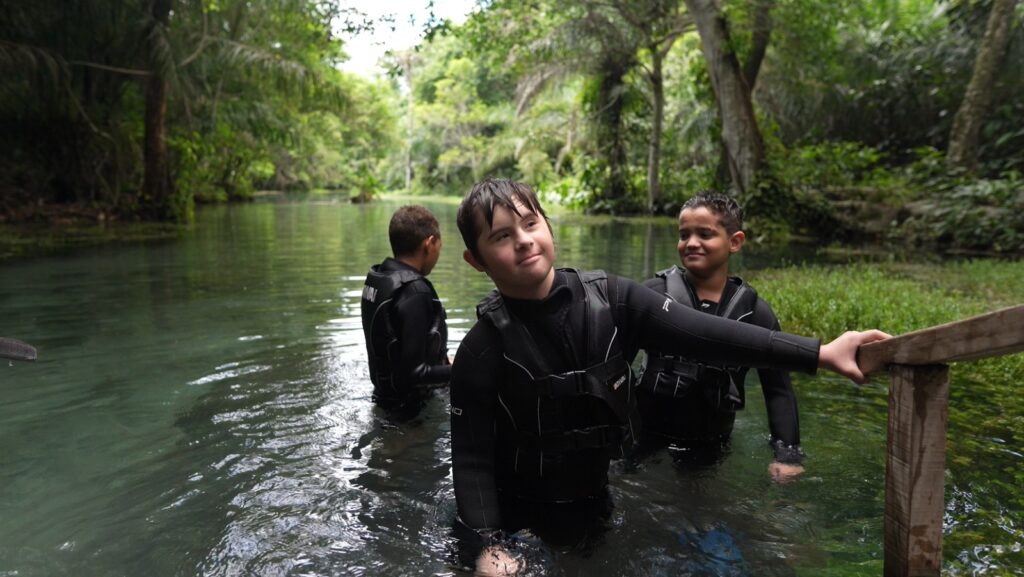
[68, 60, 152, 76]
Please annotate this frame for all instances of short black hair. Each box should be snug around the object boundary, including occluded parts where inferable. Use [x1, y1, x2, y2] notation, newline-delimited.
[681, 190, 744, 234]
[389, 205, 440, 257]
[457, 178, 549, 262]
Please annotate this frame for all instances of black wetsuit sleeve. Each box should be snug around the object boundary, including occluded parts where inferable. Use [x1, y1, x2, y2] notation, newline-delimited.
[450, 324, 503, 531]
[750, 299, 803, 464]
[607, 275, 820, 374]
[392, 283, 451, 388]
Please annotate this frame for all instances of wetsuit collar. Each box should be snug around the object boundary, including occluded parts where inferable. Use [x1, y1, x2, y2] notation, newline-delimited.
[694, 275, 741, 314]
[502, 269, 572, 313]
[380, 257, 421, 274]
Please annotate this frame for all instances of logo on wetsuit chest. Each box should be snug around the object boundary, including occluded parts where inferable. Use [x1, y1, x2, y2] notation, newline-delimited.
[362, 285, 378, 303]
[662, 298, 671, 312]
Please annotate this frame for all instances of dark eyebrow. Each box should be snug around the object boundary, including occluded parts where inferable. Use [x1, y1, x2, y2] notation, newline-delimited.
[487, 224, 512, 240]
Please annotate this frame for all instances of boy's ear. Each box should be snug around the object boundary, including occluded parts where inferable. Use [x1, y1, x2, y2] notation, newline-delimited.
[463, 249, 486, 272]
[729, 230, 746, 253]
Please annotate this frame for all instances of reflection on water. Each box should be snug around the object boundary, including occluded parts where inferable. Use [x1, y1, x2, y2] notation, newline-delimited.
[0, 198, 1020, 576]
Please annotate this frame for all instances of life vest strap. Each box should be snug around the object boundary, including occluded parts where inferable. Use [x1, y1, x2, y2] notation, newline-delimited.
[506, 425, 622, 453]
[528, 354, 630, 423]
[641, 357, 702, 383]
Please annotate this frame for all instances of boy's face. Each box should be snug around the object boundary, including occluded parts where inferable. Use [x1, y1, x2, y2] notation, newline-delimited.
[463, 197, 556, 299]
[677, 206, 744, 278]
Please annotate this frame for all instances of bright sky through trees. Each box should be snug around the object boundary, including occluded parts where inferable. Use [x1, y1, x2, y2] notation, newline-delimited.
[338, 0, 476, 76]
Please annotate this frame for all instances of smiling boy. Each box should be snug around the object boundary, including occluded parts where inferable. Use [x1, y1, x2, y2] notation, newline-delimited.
[637, 192, 804, 481]
[449, 179, 887, 574]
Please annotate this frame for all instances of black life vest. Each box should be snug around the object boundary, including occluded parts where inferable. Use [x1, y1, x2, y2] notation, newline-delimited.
[476, 269, 637, 459]
[638, 265, 759, 412]
[361, 263, 447, 397]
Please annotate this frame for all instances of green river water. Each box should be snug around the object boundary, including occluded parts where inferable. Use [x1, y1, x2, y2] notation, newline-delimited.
[1, 197, 1020, 576]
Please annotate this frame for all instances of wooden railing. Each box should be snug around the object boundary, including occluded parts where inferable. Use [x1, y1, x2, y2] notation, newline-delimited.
[856, 304, 1024, 577]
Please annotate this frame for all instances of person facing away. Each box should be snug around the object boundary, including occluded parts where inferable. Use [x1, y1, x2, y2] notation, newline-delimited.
[636, 191, 804, 481]
[448, 178, 888, 576]
[360, 205, 451, 410]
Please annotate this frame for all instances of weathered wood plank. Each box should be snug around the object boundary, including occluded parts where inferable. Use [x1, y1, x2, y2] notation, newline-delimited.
[859, 305, 1024, 376]
[884, 364, 949, 577]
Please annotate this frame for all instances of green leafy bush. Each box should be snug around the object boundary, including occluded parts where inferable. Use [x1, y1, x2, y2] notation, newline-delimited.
[895, 173, 1024, 253]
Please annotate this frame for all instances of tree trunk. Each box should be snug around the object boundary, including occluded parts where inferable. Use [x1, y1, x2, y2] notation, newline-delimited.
[742, 0, 775, 91]
[685, 0, 764, 196]
[647, 46, 665, 211]
[555, 109, 577, 175]
[947, 0, 1019, 173]
[142, 0, 174, 220]
[143, 73, 170, 215]
[397, 52, 417, 191]
[405, 82, 414, 190]
[595, 61, 631, 205]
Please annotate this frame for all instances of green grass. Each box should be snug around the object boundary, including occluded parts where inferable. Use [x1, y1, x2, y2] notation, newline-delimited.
[746, 260, 1024, 383]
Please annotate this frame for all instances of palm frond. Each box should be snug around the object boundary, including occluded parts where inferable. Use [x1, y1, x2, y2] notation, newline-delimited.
[0, 40, 66, 91]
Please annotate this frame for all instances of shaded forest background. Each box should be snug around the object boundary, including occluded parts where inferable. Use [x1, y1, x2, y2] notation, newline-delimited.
[1, 0, 1022, 252]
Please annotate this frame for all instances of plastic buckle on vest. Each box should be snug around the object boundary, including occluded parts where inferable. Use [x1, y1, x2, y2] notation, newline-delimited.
[670, 360, 701, 381]
[542, 371, 587, 397]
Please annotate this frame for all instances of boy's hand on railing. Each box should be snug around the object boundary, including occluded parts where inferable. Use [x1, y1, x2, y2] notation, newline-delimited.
[819, 330, 892, 384]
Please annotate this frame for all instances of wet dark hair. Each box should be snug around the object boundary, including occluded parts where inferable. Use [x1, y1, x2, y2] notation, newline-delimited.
[457, 178, 549, 262]
[389, 205, 440, 257]
[680, 190, 744, 234]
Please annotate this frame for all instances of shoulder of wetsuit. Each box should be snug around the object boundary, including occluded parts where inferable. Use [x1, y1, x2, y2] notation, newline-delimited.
[720, 276, 760, 321]
[399, 276, 437, 297]
[728, 275, 758, 299]
[575, 268, 608, 284]
[475, 288, 505, 321]
[654, 265, 684, 280]
[662, 266, 694, 307]
[367, 266, 423, 292]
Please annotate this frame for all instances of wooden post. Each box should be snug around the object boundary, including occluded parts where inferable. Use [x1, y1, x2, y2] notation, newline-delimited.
[884, 364, 950, 577]
[857, 305, 1023, 575]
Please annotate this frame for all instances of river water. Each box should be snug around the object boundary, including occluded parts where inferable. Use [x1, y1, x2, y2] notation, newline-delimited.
[1, 197, 1020, 576]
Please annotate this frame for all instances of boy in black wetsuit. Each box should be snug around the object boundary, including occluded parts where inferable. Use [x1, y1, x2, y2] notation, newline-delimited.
[449, 179, 887, 576]
[360, 205, 451, 410]
[637, 192, 804, 481]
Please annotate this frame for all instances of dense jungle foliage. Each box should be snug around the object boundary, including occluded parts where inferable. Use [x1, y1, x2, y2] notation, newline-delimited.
[1, 0, 1022, 252]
